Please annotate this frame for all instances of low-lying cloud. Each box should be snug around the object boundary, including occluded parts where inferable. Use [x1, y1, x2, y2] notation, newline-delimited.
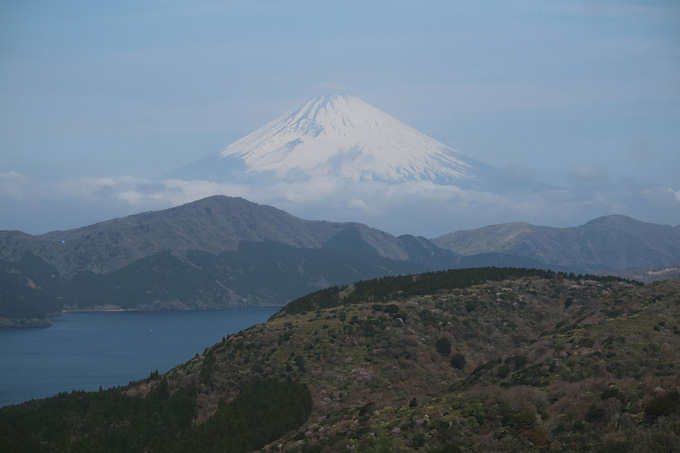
[1, 171, 678, 237]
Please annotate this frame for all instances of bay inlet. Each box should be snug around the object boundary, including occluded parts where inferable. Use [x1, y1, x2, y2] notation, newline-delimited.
[0, 306, 281, 407]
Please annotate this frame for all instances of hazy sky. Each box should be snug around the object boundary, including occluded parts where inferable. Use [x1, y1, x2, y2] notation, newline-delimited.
[1, 1, 679, 236]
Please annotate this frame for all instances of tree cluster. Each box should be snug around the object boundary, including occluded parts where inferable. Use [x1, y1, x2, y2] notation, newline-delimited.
[0, 378, 312, 452]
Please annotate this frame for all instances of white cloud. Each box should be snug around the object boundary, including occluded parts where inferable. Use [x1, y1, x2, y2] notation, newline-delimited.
[0, 171, 28, 198]
[570, 165, 607, 181]
[347, 199, 366, 208]
[2, 171, 679, 236]
[0, 171, 27, 182]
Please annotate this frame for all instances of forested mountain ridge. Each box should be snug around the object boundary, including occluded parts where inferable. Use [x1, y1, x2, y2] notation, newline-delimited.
[0, 196, 415, 278]
[4, 197, 677, 282]
[2, 268, 678, 452]
[0, 196, 454, 324]
[0, 241, 429, 326]
[2, 196, 679, 327]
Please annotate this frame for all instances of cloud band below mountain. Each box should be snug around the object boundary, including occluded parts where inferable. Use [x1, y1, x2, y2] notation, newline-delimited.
[2, 171, 678, 237]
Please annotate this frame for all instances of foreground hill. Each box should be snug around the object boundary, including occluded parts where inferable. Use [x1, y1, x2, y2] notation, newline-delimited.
[432, 215, 680, 272]
[2, 268, 678, 452]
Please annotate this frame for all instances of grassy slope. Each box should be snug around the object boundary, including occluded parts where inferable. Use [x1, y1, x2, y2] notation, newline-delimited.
[148, 272, 680, 451]
[2, 271, 679, 452]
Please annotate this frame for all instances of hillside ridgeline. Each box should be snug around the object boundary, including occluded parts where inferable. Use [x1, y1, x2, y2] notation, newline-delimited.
[0, 196, 413, 277]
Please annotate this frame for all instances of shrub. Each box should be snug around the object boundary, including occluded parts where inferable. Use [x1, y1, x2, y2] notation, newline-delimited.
[597, 440, 632, 453]
[450, 353, 466, 370]
[294, 355, 306, 372]
[385, 304, 400, 314]
[432, 445, 463, 453]
[497, 364, 511, 379]
[600, 388, 621, 400]
[510, 409, 537, 431]
[528, 428, 549, 449]
[585, 404, 606, 422]
[465, 300, 479, 312]
[436, 337, 452, 356]
[645, 390, 680, 423]
[505, 355, 528, 370]
[578, 337, 595, 348]
[180, 379, 313, 452]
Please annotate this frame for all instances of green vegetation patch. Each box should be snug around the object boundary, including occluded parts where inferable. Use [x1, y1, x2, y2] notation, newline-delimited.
[0, 378, 312, 453]
[278, 267, 634, 317]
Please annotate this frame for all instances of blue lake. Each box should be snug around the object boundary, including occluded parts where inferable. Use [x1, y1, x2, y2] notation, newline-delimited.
[0, 306, 281, 408]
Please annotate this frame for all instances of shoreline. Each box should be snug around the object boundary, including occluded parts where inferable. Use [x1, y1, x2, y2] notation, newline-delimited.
[60, 308, 148, 314]
[0, 317, 52, 329]
[59, 304, 283, 314]
[3, 305, 284, 329]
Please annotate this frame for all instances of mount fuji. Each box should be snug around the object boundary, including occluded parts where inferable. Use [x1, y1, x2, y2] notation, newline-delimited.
[168, 95, 522, 191]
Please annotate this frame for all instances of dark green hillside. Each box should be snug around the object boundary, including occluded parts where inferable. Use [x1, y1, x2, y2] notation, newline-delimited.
[2, 238, 429, 321]
[0, 379, 312, 453]
[0, 253, 64, 327]
[56, 241, 427, 310]
[395, 234, 461, 270]
[2, 269, 679, 452]
[323, 226, 379, 255]
[276, 267, 627, 316]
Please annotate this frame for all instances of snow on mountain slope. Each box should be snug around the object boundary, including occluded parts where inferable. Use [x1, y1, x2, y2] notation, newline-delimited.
[168, 95, 496, 187]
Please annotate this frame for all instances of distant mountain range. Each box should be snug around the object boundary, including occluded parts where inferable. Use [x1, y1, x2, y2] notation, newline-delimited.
[432, 215, 680, 273]
[1, 196, 415, 278]
[1, 195, 679, 326]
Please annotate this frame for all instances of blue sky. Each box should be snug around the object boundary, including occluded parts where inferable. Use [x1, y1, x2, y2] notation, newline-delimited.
[1, 1, 679, 236]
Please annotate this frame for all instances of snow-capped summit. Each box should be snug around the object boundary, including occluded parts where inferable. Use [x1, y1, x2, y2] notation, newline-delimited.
[168, 95, 496, 187]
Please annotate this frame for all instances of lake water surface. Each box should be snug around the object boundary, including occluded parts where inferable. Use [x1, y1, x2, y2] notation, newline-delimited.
[0, 306, 280, 407]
